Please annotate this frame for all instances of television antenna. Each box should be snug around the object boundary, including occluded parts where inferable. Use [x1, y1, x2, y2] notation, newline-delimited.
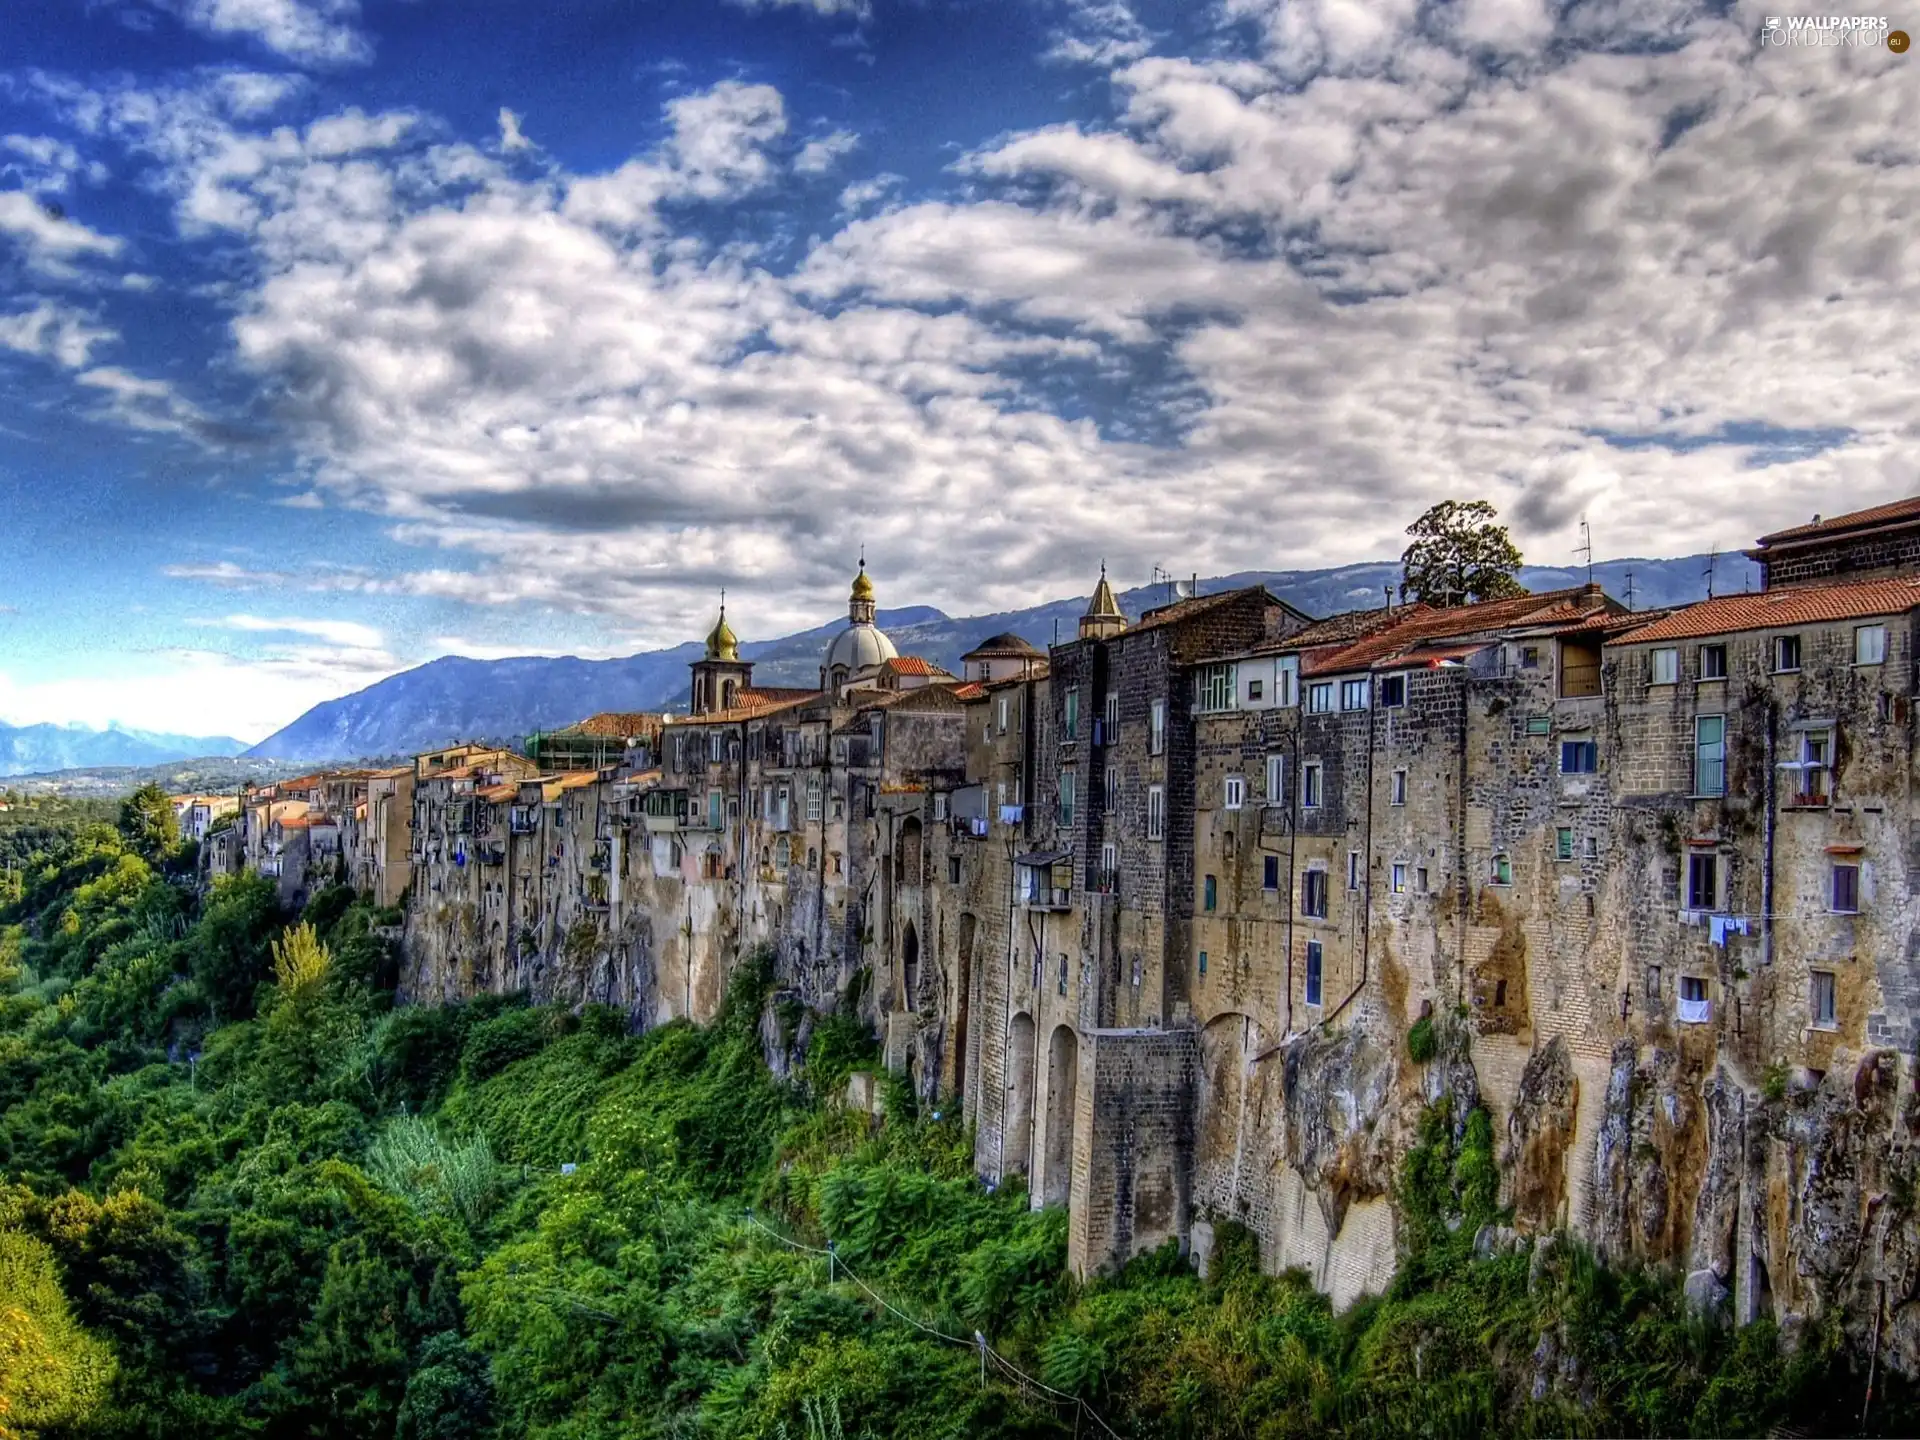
[1704, 544, 1719, 600]
[1623, 568, 1636, 612]
[1576, 517, 1594, 586]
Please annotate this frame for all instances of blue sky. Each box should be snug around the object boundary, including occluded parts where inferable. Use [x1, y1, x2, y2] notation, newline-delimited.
[0, 0, 1913, 741]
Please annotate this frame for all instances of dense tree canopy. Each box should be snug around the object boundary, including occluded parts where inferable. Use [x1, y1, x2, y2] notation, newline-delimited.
[1399, 499, 1528, 607]
[0, 796, 1906, 1438]
[115, 785, 178, 864]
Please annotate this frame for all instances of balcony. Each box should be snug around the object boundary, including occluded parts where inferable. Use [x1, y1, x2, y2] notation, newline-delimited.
[1022, 886, 1072, 912]
[1092, 869, 1120, 895]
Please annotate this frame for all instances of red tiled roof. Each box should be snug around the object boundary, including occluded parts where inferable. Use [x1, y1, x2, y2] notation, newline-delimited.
[675, 693, 817, 726]
[570, 711, 667, 737]
[1608, 577, 1920, 645]
[1297, 587, 1619, 676]
[1755, 494, 1920, 546]
[478, 783, 517, 802]
[950, 682, 986, 700]
[880, 655, 949, 677]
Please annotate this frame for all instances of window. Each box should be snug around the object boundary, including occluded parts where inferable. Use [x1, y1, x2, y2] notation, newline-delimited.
[1059, 953, 1069, 996]
[1831, 861, 1860, 913]
[1651, 647, 1678, 685]
[807, 777, 822, 823]
[1277, 656, 1300, 708]
[1586, 835, 1599, 860]
[1305, 940, 1323, 1006]
[1263, 855, 1280, 891]
[1856, 624, 1888, 665]
[1302, 762, 1323, 810]
[1390, 768, 1408, 805]
[1694, 715, 1727, 796]
[1248, 679, 1264, 702]
[1149, 700, 1166, 755]
[1699, 644, 1727, 680]
[1302, 869, 1329, 918]
[1560, 738, 1598, 774]
[997, 696, 1009, 734]
[1416, 866, 1429, 892]
[1379, 674, 1406, 708]
[1347, 850, 1362, 891]
[1341, 678, 1370, 711]
[1391, 862, 1407, 893]
[1104, 765, 1119, 812]
[1104, 693, 1119, 729]
[1266, 753, 1286, 804]
[1308, 682, 1334, 714]
[1147, 784, 1165, 841]
[1224, 774, 1245, 810]
[1678, 974, 1709, 1024]
[1064, 689, 1079, 738]
[948, 854, 961, 884]
[1520, 645, 1540, 669]
[1646, 965, 1661, 999]
[1686, 852, 1719, 911]
[1198, 664, 1234, 712]
[1811, 970, 1837, 1028]
[1526, 715, 1551, 736]
[1100, 841, 1117, 879]
[1198, 949, 1208, 976]
[1203, 874, 1217, 911]
[1793, 729, 1832, 804]
[1774, 635, 1801, 673]
[1491, 853, 1512, 885]
[1059, 771, 1076, 827]
[1556, 827, 1574, 861]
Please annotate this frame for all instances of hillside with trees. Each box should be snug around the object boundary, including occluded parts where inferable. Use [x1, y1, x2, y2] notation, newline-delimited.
[0, 806, 1905, 1438]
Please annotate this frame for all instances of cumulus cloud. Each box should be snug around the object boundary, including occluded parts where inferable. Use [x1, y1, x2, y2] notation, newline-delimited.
[498, 107, 533, 152]
[25, 9, 1920, 660]
[200, 613, 386, 649]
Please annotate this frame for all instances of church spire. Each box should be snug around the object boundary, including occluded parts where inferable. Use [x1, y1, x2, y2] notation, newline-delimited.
[1080, 561, 1127, 640]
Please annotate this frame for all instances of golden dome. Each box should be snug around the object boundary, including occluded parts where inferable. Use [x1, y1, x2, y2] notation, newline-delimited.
[704, 606, 739, 661]
[850, 565, 875, 604]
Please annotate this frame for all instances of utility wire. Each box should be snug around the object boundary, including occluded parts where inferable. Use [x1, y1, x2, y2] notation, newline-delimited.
[741, 1209, 1124, 1439]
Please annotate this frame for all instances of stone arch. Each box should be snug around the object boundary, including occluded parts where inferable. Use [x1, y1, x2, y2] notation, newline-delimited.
[1005, 1012, 1037, 1180]
[1042, 1023, 1080, 1210]
[897, 816, 924, 886]
[901, 920, 920, 1007]
[720, 677, 738, 709]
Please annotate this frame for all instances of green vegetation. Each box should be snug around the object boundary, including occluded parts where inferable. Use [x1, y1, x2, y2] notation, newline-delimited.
[0, 815, 1912, 1437]
[1399, 498, 1527, 607]
[1405, 1014, 1437, 1065]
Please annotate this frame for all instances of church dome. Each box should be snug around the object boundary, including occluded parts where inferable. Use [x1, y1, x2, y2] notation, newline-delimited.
[850, 565, 875, 603]
[826, 621, 898, 674]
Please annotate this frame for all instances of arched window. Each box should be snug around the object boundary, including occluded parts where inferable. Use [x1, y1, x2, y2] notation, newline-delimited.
[902, 921, 920, 1005]
[896, 816, 924, 886]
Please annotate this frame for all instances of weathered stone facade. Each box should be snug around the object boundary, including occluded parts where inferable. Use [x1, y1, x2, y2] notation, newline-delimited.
[227, 507, 1920, 1368]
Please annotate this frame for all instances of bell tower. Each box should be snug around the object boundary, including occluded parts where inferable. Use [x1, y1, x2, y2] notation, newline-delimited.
[1079, 563, 1127, 641]
[689, 592, 754, 716]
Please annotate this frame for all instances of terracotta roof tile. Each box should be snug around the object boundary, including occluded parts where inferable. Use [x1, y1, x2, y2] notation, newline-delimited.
[569, 711, 668, 737]
[1608, 577, 1920, 645]
[950, 682, 986, 700]
[1756, 494, 1920, 545]
[880, 655, 950, 677]
[1291, 587, 1619, 676]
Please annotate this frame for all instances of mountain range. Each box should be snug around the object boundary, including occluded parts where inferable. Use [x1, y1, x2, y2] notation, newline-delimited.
[242, 551, 1760, 766]
[0, 722, 247, 779]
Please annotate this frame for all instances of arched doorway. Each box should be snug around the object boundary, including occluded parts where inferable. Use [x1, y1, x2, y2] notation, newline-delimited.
[1005, 1013, 1036, 1180]
[901, 921, 920, 1008]
[1043, 1024, 1079, 1209]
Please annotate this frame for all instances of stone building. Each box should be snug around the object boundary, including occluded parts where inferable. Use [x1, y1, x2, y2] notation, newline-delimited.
[253, 492, 1920, 1368]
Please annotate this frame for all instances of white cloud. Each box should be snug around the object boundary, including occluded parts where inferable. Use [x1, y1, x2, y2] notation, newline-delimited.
[0, 303, 116, 369]
[163, 561, 290, 588]
[726, 0, 868, 16]
[795, 129, 858, 174]
[76, 366, 209, 435]
[20, 20, 1920, 675]
[163, 0, 373, 66]
[201, 613, 386, 649]
[0, 190, 123, 274]
[498, 107, 533, 153]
